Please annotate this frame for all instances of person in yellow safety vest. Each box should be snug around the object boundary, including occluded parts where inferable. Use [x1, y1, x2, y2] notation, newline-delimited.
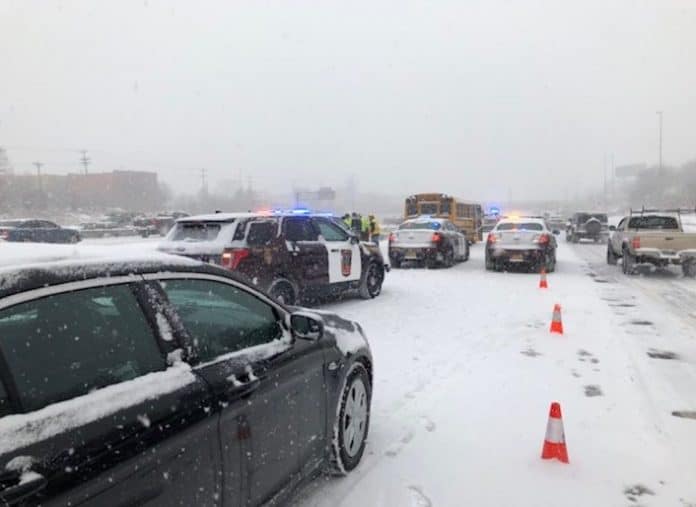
[360, 215, 370, 242]
[342, 213, 351, 229]
[369, 214, 381, 244]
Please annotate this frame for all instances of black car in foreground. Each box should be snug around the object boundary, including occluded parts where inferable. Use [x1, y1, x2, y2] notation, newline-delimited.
[0, 248, 373, 506]
[0, 219, 81, 243]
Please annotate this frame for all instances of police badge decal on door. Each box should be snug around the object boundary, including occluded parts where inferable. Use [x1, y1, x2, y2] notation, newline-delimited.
[341, 249, 352, 277]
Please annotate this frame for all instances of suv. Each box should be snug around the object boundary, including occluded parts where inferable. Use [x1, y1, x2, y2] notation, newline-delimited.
[565, 212, 609, 243]
[0, 248, 373, 506]
[158, 212, 386, 304]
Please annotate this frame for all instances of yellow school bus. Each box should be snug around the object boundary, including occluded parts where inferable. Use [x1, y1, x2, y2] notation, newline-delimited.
[404, 193, 483, 242]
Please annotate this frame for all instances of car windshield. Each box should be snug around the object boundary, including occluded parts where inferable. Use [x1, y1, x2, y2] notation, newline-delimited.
[170, 222, 223, 241]
[400, 221, 442, 230]
[3, 3, 695, 505]
[496, 222, 543, 231]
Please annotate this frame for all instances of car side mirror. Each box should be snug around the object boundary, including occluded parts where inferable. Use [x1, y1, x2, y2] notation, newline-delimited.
[609, 225, 616, 231]
[349, 234, 359, 244]
[552, 230, 560, 235]
[290, 312, 324, 341]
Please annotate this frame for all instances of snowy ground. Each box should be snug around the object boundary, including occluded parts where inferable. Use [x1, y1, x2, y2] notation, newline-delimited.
[293, 240, 696, 507]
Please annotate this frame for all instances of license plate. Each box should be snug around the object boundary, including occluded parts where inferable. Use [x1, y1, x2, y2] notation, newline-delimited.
[405, 249, 418, 259]
[509, 254, 524, 262]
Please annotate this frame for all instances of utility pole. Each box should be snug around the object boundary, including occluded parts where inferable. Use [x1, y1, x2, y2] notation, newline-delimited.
[80, 150, 90, 175]
[33, 161, 44, 192]
[200, 168, 208, 194]
[603, 153, 607, 207]
[657, 111, 663, 175]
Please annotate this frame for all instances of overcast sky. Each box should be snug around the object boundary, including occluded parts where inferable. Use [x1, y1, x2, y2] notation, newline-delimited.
[1, 0, 695, 200]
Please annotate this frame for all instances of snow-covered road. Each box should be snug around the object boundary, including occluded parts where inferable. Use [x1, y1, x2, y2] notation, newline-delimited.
[295, 241, 696, 507]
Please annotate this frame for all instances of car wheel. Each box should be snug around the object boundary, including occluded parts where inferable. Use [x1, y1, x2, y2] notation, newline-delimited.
[268, 279, 296, 305]
[359, 262, 384, 299]
[572, 234, 579, 244]
[425, 258, 438, 269]
[390, 258, 401, 269]
[682, 259, 696, 278]
[70, 235, 80, 244]
[332, 363, 371, 474]
[463, 244, 470, 262]
[607, 244, 618, 265]
[622, 249, 636, 275]
[443, 247, 455, 268]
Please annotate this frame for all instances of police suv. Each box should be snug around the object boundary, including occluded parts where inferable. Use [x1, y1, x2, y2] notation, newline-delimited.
[158, 211, 386, 304]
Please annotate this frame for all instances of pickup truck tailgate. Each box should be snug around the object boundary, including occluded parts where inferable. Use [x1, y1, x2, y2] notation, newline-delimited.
[633, 231, 696, 253]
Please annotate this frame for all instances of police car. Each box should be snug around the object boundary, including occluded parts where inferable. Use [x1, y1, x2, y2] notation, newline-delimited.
[158, 210, 386, 304]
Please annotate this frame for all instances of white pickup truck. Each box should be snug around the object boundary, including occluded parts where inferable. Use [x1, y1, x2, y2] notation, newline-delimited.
[607, 212, 696, 277]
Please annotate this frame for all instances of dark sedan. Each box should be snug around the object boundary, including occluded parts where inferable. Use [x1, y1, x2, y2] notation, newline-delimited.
[0, 219, 81, 243]
[0, 250, 373, 506]
[389, 217, 469, 268]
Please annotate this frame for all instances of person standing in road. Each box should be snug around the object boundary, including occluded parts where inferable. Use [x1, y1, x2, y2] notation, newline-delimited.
[360, 214, 370, 242]
[351, 213, 362, 237]
[369, 214, 381, 245]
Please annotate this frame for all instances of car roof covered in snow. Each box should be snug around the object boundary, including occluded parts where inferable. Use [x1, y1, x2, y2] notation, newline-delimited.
[176, 212, 257, 223]
[0, 243, 246, 300]
[402, 216, 447, 224]
[496, 217, 547, 225]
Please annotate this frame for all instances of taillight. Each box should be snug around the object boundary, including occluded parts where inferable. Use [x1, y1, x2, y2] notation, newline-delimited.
[0, 229, 8, 240]
[389, 232, 396, 243]
[487, 233, 498, 244]
[536, 234, 550, 245]
[431, 232, 442, 243]
[221, 248, 249, 270]
[631, 236, 641, 249]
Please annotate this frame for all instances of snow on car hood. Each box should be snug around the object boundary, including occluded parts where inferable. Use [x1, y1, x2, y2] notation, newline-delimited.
[0, 363, 196, 456]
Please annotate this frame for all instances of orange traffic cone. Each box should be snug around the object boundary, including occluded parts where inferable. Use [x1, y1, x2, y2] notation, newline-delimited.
[550, 304, 564, 334]
[539, 268, 548, 289]
[541, 402, 569, 463]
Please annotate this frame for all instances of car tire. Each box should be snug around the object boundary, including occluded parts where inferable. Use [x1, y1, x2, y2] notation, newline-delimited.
[572, 234, 579, 244]
[682, 259, 696, 278]
[622, 249, 636, 275]
[332, 363, 371, 474]
[443, 247, 455, 268]
[268, 279, 297, 305]
[607, 244, 618, 265]
[390, 258, 401, 269]
[359, 262, 384, 299]
[462, 244, 470, 262]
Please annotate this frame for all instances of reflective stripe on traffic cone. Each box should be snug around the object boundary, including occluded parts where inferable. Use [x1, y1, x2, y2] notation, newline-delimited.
[550, 304, 563, 334]
[541, 402, 569, 463]
[539, 268, 548, 289]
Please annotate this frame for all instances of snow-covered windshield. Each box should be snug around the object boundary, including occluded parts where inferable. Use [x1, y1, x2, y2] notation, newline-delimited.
[170, 222, 223, 241]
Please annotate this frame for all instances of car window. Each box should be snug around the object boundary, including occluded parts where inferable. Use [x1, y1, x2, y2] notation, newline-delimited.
[617, 218, 626, 230]
[0, 285, 165, 413]
[38, 221, 57, 228]
[495, 222, 543, 231]
[247, 221, 278, 246]
[171, 222, 223, 241]
[284, 217, 318, 241]
[399, 221, 441, 230]
[627, 216, 679, 230]
[160, 279, 283, 363]
[314, 218, 349, 241]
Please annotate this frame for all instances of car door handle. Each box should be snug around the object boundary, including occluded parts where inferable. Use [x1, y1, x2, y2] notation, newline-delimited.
[0, 473, 48, 504]
[330, 248, 339, 252]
